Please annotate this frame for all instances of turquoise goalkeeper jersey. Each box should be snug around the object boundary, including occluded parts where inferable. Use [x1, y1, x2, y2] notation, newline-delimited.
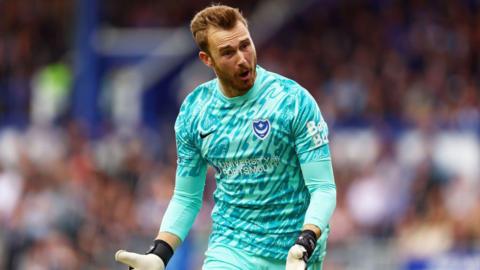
[175, 66, 331, 261]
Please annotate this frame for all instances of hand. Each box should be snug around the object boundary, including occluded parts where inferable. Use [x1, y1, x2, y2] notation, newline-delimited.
[286, 229, 317, 270]
[285, 244, 307, 270]
[115, 250, 165, 270]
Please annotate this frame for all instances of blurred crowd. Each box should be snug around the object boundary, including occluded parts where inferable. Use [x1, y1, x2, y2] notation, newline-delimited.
[0, 0, 71, 128]
[270, 1, 479, 133]
[1, 0, 479, 269]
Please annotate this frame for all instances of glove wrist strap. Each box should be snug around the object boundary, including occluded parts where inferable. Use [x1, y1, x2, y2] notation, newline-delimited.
[147, 239, 174, 266]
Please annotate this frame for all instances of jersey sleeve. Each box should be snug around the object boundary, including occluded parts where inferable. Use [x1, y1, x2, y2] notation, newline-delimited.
[292, 88, 330, 164]
[159, 100, 208, 241]
[301, 159, 336, 233]
[175, 101, 207, 177]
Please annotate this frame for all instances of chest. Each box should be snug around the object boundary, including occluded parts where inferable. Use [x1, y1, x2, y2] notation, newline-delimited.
[197, 99, 293, 163]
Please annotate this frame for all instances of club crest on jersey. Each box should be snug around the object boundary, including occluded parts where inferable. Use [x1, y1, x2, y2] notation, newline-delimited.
[252, 119, 270, 140]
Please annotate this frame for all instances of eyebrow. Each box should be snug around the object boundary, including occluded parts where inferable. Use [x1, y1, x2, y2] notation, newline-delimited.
[218, 38, 250, 52]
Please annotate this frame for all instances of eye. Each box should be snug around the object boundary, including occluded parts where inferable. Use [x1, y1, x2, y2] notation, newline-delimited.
[240, 42, 250, 50]
[222, 50, 234, 57]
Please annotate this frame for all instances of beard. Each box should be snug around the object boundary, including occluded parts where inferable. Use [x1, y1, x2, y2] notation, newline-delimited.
[213, 56, 257, 95]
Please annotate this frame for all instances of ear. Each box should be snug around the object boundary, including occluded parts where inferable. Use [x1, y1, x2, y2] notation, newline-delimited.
[199, 51, 213, 68]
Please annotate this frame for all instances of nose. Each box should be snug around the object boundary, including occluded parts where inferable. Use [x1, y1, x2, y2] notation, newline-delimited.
[237, 51, 247, 66]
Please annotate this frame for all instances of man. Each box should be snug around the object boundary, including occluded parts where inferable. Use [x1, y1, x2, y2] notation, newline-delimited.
[115, 4, 336, 270]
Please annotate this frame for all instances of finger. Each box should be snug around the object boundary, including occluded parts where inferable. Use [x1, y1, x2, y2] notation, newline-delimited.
[289, 245, 306, 259]
[115, 250, 141, 268]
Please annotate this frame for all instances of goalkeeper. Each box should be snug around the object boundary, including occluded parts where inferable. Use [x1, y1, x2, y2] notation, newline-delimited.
[115, 4, 336, 270]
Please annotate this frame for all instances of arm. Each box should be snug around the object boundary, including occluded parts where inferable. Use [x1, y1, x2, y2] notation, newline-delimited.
[115, 100, 207, 270]
[156, 164, 208, 247]
[287, 151, 336, 269]
[115, 166, 207, 270]
[287, 87, 336, 268]
[301, 157, 336, 238]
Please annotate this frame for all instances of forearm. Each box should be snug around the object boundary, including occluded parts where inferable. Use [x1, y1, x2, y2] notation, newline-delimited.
[158, 165, 207, 244]
[286, 159, 336, 268]
[301, 158, 337, 234]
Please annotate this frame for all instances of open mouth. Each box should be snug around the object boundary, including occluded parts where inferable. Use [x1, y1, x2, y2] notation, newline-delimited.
[239, 70, 250, 80]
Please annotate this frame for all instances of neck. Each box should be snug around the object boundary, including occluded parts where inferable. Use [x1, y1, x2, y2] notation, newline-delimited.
[218, 80, 248, 98]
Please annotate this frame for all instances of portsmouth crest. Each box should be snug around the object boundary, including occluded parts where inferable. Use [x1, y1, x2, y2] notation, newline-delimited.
[252, 119, 270, 140]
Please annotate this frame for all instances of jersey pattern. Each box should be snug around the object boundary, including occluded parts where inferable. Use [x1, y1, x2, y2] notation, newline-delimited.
[175, 66, 330, 261]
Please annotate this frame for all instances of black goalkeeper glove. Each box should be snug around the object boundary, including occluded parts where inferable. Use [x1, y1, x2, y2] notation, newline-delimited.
[286, 230, 317, 270]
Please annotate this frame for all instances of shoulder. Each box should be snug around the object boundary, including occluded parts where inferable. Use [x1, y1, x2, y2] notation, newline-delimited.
[262, 68, 315, 104]
[175, 79, 216, 135]
[181, 79, 216, 110]
[178, 79, 216, 117]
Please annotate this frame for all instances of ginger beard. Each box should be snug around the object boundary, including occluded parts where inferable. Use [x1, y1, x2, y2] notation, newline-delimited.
[211, 51, 257, 95]
[204, 22, 258, 96]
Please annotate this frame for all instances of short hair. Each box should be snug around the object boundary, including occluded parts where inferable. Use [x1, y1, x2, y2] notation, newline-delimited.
[190, 5, 248, 53]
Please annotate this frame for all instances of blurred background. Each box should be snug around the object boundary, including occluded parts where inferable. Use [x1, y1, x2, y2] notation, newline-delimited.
[0, 0, 479, 269]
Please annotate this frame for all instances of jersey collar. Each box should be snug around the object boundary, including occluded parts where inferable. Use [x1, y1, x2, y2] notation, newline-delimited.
[215, 65, 265, 104]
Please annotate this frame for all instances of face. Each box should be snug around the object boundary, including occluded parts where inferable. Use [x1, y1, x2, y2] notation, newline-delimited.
[199, 21, 257, 96]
